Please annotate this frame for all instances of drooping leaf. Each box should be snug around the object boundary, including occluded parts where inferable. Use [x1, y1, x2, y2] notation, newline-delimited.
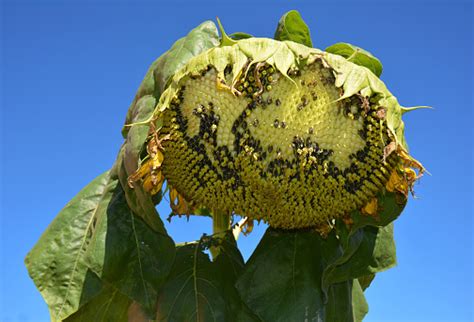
[153, 20, 220, 96]
[358, 274, 375, 291]
[64, 284, 131, 322]
[325, 42, 383, 77]
[236, 226, 390, 322]
[156, 233, 258, 322]
[321, 191, 402, 293]
[322, 223, 365, 291]
[274, 10, 313, 47]
[116, 147, 167, 233]
[325, 280, 369, 322]
[351, 191, 406, 230]
[122, 80, 158, 139]
[85, 182, 175, 316]
[122, 21, 219, 137]
[120, 21, 220, 226]
[122, 95, 157, 177]
[25, 172, 114, 321]
[236, 228, 329, 322]
[26, 168, 175, 319]
[325, 280, 354, 322]
[326, 224, 396, 286]
[352, 279, 369, 322]
[212, 233, 262, 322]
[319, 279, 368, 322]
[119, 69, 169, 231]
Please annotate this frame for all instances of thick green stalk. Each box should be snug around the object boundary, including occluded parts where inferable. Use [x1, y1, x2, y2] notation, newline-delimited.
[210, 212, 231, 259]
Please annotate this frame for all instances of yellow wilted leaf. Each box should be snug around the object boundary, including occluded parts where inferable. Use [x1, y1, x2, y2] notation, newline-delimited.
[361, 197, 379, 218]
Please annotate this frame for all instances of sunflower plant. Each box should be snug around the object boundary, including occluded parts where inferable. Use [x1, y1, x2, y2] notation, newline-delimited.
[26, 10, 425, 322]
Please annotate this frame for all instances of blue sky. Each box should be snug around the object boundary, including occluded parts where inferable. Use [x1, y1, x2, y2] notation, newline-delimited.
[1, 1, 472, 321]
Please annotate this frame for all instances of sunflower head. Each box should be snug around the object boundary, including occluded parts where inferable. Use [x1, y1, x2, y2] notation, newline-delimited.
[129, 38, 424, 230]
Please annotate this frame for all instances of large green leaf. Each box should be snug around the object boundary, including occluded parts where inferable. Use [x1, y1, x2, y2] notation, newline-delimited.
[122, 73, 158, 139]
[236, 228, 329, 322]
[321, 190, 404, 292]
[119, 78, 167, 232]
[64, 284, 131, 322]
[325, 279, 369, 322]
[25, 172, 114, 321]
[26, 20, 220, 320]
[274, 10, 313, 47]
[84, 181, 175, 316]
[324, 279, 369, 322]
[211, 233, 262, 322]
[153, 20, 220, 97]
[325, 280, 354, 322]
[236, 225, 395, 322]
[122, 21, 219, 136]
[325, 42, 383, 77]
[326, 224, 396, 286]
[26, 169, 175, 319]
[120, 21, 220, 225]
[156, 233, 259, 322]
[122, 95, 157, 176]
[122, 20, 219, 138]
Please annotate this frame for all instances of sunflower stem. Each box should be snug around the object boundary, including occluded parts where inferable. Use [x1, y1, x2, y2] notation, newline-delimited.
[210, 212, 231, 259]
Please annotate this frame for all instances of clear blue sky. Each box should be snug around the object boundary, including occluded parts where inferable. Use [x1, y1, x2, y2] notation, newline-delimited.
[1, 1, 472, 321]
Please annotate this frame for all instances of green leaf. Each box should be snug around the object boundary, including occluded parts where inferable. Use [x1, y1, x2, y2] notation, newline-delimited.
[325, 42, 383, 77]
[327, 224, 397, 285]
[318, 224, 395, 321]
[212, 233, 262, 322]
[323, 279, 369, 322]
[122, 66, 159, 139]
[352, 279, 369, 322]
[122, 95, 157, 176]
[274, 10, 313, 47]
[117, 146, 167, 233]
[236, 227, 388, 322]
[229, 32, 253, 40]
[64, 284, 131, 322]
[154, 21, 220, 96]
[320, 226, 364, 296]
[26, 169, 175, 319]
[325, 280, 354, 322]
[85, 182, 175, 316]
[235, 228, 328, 322]
[25, 172, 114, 321]
[216, 17, 237, 47]
[156, 233, 258, 322]
[321, 191, 402, 294]
[119, 93, 167, 232]
[120, 21, 220, 227]
[358, 274, 375, 291]
[351, 191, 406, 230]
[122, 81, 158, 139]
[122, 21, 219, 137]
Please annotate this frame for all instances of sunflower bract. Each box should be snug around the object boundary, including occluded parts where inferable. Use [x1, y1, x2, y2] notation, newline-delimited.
[135, 38, 421, 229]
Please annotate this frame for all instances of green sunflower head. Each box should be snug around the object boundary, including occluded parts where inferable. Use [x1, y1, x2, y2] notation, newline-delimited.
[131, 34, 424, 230]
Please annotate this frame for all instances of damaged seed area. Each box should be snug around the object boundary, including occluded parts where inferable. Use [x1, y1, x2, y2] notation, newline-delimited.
[159, 59, 397, 229]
